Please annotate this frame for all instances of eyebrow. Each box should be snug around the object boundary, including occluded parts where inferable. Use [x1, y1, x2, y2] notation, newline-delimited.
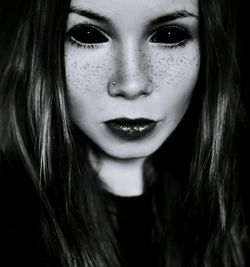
[148, 10, 199, 25]
[69, 7, 198, 25]
[69, 7, 112, 24]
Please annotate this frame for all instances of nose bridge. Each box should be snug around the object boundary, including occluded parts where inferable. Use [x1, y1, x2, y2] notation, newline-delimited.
[118, 40, 146, 82]
[109, 38, 152, 99]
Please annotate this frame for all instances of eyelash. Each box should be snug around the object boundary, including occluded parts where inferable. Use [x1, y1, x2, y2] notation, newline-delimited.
[68, 38, 97, 49]
[66, 24, 192, 49]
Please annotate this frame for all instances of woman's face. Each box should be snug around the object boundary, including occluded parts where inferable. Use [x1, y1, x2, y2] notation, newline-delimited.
[65, 0, 200, 159]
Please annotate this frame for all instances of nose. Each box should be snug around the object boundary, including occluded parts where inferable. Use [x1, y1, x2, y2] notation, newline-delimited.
[108, 42, 153, 100]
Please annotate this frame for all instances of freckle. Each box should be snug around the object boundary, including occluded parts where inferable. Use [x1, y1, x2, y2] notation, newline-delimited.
[71, 61, 77, 68]
[168, 54, 174, 62]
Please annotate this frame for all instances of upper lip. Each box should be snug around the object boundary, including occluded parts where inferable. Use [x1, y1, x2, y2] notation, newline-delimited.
[105, 118, 156, 124]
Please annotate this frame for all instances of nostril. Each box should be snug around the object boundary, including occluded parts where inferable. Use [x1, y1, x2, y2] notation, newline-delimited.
[108, 72, 153, 99]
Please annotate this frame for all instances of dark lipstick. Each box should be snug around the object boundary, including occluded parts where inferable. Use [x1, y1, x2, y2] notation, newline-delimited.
[105, 118, 157, 140]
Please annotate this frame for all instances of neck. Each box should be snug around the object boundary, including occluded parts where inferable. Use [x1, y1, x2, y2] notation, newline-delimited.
[90, 152, 146, 196]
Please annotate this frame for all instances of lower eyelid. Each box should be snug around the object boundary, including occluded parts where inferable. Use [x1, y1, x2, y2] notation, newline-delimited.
[149, 38, 191, 49]
[68, 36, 107, 49]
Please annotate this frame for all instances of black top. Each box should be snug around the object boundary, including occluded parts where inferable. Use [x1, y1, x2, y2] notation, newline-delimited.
[103, 192, 157, 267]
[0, 167, 157, 267]
[0, 167, 47, 267]
[2, 169, 250, 267]
[0, 177, 40, 266]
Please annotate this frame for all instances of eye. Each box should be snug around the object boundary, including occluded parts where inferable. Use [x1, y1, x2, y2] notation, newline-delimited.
[68, 24, 109, 47]
[150, 25, 191, 47]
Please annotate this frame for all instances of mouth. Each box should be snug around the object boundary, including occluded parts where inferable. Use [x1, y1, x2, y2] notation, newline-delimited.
[104, 118, 157, 140]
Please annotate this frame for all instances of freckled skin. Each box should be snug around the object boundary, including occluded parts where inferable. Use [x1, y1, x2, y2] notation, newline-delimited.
[65, 0, 200, 159]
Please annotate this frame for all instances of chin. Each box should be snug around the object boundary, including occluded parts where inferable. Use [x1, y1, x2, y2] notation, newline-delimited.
[99, 140, 162, 160]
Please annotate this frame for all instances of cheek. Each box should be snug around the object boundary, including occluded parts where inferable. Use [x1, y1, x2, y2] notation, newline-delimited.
[148, 48, 200, 116]
[65, 48, 113, 98]
[65, 48, 115, 118]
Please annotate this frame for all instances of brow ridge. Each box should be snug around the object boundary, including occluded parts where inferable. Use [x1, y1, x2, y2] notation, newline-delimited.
[70, 7, 112, 24]
[69, 7, 199, 26]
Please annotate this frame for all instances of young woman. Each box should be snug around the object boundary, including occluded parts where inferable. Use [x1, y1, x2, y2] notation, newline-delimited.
[0, 0, 247, 266]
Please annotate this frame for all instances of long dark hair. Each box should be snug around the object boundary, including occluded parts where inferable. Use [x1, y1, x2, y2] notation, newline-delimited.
[0, 0, 247, 266]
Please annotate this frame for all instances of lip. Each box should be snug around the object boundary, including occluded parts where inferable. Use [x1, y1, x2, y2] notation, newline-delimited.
[104, 118, 157, 140]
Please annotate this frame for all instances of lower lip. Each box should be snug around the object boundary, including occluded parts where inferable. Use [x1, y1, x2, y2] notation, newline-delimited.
[105, 120, 157, 140]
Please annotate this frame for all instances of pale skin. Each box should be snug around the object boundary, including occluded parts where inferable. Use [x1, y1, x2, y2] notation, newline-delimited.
[65, 0, 200, 196]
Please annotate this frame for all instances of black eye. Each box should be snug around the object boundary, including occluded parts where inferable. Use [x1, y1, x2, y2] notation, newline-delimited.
[150, 26, 190, 46]
[68, 24, 108, 44]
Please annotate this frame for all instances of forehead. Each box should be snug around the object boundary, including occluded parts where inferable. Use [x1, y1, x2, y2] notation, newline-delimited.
[70, 0, 199, 22]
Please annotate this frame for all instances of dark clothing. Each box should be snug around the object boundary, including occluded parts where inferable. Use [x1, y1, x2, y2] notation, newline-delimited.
[104, 192, 158, 267]
[0, 166, 47, 267]
[0, 167, 156, 267]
